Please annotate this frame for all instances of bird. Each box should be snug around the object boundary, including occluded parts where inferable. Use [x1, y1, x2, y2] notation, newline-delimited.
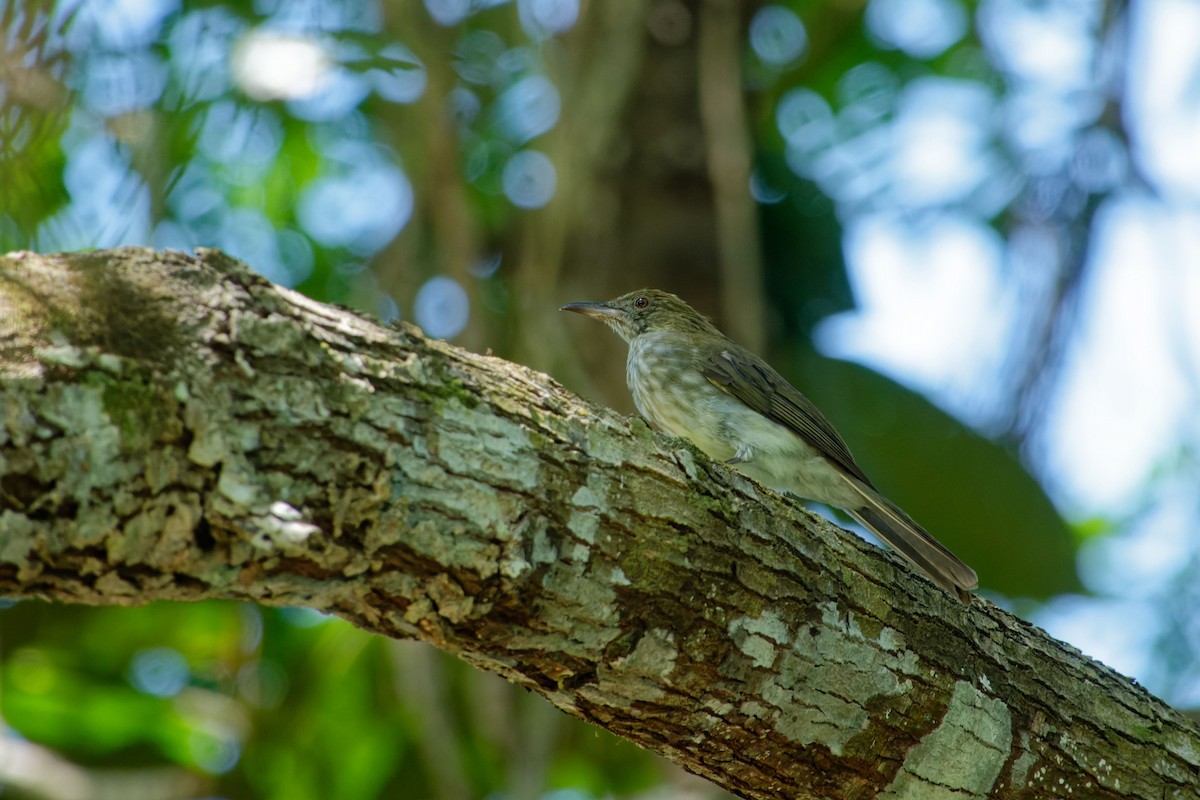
[561, 289, 978, 601]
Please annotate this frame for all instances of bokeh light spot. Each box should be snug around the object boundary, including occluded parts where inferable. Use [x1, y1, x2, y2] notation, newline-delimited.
[495, 74, 560, 143]
[69, 0, 179, 50]
[167, 8, 237, 103]
[749, 6, 808, 66]
[425, 0, 471, 26]
[369, 44, 427, 103]
[129, 647, 190, 697]
[468, 251, 503, 278]
[415, 276, 470, 339]
[232, 30, 332, 101]
[776, 87, 834, 154]
[79, 52, 168, 116]
[502, 150, 556, 209]
[197, 102, 283, 168]
[189, 727, 241, 775]
[454, 30, 508, 85]
[750, 170, 786, 204]
[447, 86, 482, 128]
[866, 0, 968, 59]
[286, 68, 371, 121]
[298, 163, 413, 253]
[518, 0, 580, 39]
[836, 62, 900, 119]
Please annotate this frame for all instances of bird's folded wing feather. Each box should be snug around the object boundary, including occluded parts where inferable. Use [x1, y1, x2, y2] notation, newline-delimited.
[844, 483, 980, 592]
[701, 349, 873, 487]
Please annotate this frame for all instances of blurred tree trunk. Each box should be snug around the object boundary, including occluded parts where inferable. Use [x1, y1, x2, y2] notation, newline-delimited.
[2, 248, 1198, 800]
[377, 1, 766, 413]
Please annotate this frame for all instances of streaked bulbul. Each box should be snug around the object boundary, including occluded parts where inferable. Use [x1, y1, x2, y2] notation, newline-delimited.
[561, 289, 978, 601]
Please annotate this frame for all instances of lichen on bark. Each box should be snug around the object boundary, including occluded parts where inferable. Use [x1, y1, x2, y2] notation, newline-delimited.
[1, 247, 1198, 800]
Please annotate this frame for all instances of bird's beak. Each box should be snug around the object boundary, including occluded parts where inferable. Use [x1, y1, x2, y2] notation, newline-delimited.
[560, 301, 622, 320]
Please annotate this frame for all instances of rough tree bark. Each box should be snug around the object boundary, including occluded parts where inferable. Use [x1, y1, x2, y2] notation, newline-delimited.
[1, 248, 1197, 800]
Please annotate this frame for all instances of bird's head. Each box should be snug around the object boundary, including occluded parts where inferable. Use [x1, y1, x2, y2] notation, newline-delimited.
[560, 289, 720, 343]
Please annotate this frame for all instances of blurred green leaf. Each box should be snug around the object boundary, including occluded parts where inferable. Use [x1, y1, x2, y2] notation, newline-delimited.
[5, 647, 194, 759]
[784, 350, 1080, 599]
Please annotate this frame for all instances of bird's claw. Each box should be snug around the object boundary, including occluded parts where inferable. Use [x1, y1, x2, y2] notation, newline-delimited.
[726, 444, 753, 465]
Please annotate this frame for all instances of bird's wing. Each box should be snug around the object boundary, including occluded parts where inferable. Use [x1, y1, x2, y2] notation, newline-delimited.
[702, 348, 873, 487]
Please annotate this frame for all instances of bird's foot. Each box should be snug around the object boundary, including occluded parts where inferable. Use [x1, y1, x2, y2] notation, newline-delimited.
[726, 443, 754, 465]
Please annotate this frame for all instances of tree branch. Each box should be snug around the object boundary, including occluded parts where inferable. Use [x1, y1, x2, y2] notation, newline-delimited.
[1, 248, 1197, 799]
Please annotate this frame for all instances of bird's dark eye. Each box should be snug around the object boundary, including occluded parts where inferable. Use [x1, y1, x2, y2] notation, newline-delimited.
[634, 296, 648, 309]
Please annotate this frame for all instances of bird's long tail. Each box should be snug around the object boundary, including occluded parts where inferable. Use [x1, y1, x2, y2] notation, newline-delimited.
[844, 482, 978, 602]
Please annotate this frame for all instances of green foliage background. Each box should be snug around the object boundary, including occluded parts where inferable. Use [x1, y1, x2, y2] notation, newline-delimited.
[4, 0, 1192, 796]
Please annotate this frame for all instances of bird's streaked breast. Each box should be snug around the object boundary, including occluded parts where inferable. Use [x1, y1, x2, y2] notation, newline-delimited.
[625, 332, 857, 506]
[626, 333, 736, 459]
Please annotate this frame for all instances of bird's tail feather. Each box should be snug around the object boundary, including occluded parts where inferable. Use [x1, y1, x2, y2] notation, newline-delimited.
[843, 483, 978, 602]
